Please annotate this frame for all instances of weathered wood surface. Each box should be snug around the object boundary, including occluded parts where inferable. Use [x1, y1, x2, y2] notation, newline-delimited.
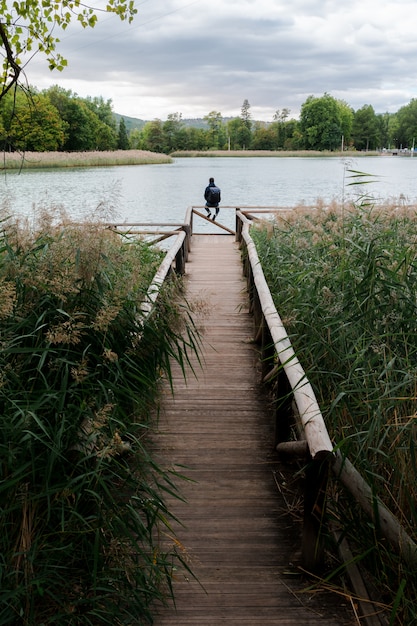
[242, 224, 333, 460]
[153, 235, 354, 625]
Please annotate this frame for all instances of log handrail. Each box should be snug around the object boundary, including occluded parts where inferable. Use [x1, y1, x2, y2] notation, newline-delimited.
[237, 210, 333, 459]
[141, 229, 187, 319]
[108, 221, 190, 320]
[241, 217, 333, 460]
[236, 210, 333, 571]
[234, 207, 417, 580]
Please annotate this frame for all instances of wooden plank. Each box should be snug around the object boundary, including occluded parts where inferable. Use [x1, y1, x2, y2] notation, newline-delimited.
[153, 235, 355, 626]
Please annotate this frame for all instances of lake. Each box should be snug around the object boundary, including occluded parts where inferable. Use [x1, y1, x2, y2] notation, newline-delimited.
[1, 156, 416, 232]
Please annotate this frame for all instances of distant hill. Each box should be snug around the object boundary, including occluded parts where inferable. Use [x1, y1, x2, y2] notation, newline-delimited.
[113, 114, 236, 132]
[113, 113, 146, 133]
[113, 113, 210, 131]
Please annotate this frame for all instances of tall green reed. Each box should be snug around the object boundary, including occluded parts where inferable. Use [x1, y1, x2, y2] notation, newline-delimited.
[252, 200, 417, 623]
[0, 212, 198, 624]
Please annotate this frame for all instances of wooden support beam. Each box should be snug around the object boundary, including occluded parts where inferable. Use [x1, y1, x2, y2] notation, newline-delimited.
[332, 526, 385, 626]
[151, 231, 183, 245]
[110, 229, 180, 237]
[333, 451, 417, 569]
[192, 209, 236, 234]
[108, 222, 185, 228]
[276, 440, 308, 460]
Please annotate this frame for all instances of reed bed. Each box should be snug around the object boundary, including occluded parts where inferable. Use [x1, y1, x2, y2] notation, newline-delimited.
[171, 149, 380, 158]
[0, 150, 172, 169]
[0, 209, 198, 624]
[251, 199, 417, 624]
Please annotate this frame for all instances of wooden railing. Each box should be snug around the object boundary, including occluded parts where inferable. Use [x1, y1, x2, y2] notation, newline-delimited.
[113, 207, 417, 623]
[235, 207, 417, 624]
[236, 209, 334, 571]
[108, 222, 189, 318]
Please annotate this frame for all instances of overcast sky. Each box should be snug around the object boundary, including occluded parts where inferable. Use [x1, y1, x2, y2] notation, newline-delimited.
[28, 0, 417, 122]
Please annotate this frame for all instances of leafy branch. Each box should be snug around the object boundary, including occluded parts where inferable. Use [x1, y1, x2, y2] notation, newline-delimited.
[0, 0, 137, 103]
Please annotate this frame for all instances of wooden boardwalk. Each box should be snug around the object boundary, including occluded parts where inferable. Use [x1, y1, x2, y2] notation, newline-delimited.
[154, 234, 354, 625]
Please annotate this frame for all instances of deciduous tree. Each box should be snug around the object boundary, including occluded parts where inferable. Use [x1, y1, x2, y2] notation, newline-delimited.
[7, 92, 66, 151]
[0, 0, 137, 102]
[395, 99, 417, 149]
[141, 119, 165, 153]
[337, 99, 354, 147]
[226, 117, 242, 150]
[271, 108, 291, 149]
[352, 104, 380, 151]
[44, 86, 117, 150]
[251, 124, 275, 150]
[85, 96, 116, 131]
[162, 113, 185, 153]
[204, 111, 226, 149]
[300, 93, 346, 150]
[376, 112, 393, 149]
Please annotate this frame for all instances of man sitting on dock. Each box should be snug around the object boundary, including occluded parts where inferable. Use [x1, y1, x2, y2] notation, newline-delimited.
[204, 177, 221, 221]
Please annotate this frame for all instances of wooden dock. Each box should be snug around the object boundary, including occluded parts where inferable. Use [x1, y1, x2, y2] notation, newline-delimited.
[154, 234, 355, 625]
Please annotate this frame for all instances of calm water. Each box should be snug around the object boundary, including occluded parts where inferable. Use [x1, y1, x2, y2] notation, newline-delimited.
[1, 156, 416, 231]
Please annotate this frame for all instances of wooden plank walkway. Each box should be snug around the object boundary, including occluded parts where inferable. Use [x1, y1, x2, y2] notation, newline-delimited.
[153, 234, 355, 625]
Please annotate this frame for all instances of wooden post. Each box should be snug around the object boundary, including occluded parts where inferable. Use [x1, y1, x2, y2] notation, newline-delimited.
[333, 526, 384, 626]
[260, 318, 274, 374]
[235, 209, 242, 242]
[302, 454, 331, 572]
[182, 224, 191, 258]
[175, 245, 185, 275]
[242, 246, 250, 288]
[246, 263, 255, 314]
[273, 368, 293, 447]
[252, 289, 262, 333]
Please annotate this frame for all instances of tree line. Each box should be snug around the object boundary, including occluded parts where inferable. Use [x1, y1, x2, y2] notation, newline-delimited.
[0, 85, 130, 152]
[1, 88, 417, 153]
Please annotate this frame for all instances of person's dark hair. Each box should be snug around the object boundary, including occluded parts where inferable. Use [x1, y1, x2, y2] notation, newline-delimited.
[209, 177, 214, 183]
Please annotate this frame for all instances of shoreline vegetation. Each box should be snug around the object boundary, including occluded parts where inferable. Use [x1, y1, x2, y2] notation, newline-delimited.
[0, 211, 198, 623]
[0, 149, 173, 169]
[0, 149, 388, 169]
[171, 149, 381, 158]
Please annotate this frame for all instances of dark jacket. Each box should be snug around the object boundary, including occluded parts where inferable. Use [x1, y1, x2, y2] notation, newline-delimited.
[204, 182, 221, 207]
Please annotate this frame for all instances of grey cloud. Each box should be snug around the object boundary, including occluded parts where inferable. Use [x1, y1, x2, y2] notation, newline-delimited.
[28, 0, 417, 120]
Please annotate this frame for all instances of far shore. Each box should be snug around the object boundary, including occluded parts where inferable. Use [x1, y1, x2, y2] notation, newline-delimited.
[171, 149, 382, 158]
[0, 148, 394, 170]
